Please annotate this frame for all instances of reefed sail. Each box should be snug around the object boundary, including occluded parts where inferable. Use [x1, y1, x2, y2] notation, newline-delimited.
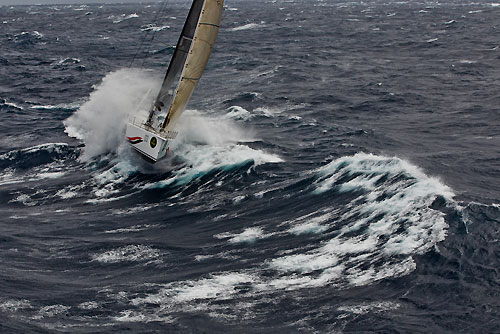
[126, 0, 224, 162]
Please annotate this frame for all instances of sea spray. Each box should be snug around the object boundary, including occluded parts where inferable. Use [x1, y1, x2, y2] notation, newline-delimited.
[144, 109, 282, 188]
[64, 69, 160, 161]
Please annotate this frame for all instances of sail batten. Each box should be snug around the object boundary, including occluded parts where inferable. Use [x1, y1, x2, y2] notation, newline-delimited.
[145, 0, 223, 131]
[146, 0, 205, 125]
[160, 0, 224, 130]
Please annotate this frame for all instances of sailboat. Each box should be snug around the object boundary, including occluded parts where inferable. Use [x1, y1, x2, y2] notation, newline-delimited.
[125, 0, 224, 162]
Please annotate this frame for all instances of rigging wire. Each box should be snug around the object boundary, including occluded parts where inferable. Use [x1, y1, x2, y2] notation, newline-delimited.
[129, 0, 170, 68]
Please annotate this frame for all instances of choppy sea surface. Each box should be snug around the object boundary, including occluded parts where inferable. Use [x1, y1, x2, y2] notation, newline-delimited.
[1, 0, 499, 332]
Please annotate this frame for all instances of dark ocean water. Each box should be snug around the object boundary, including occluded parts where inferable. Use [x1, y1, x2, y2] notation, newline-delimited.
[1, 0, 499, 332]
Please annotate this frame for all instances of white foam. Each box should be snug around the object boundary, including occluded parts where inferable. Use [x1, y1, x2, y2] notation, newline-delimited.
[253, 106, 277, 117]
[55, 184, 83, 199]
[0, 299, 32, 312]
[173, 273, 255, 302]
[78, 301, 99, 310]
[174, 109, 253, 147]
[104, 224, 156, 233]
[0, 170, 23, 186]
[232, 195, 246, 203]
[17, 31, 43, 39]
[260, 152, 455, 289]
[289, 222, 328, 235]
[230, 22, 263, 31]
[35, 305, 70, 319]
[143, 110, 282, 188]
[347, 258, 416, 287]
[141, 24, 170, 32]
[459, 59, 476, 64]
[337, 301, 400, 315]
[114, 310, 175, 323]
[3, 101, 23, 109]
[32, 101, 81, 111]
[287, 213, 331, 235]
[83, 152, 457, 318]
[109, 205, 156, 216]
[270, 252, 339, 274]
[36, 171, 65, 179]
[132, 272, 256, 306]
[9, 215, 27, 219]
[84, 159, 140, 202]
[64, 69, 159, 161]
[216, 227, 270, 244]
[253, 103, 309, 119]
[91, 245, 162, 264]
[110, 13, 139, 24]
[10, 194, 36, 206]
[224, 105, 253, 121]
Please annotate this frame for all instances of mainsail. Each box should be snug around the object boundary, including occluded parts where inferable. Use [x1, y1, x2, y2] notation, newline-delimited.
[147, 0, 224, 131]
[126, 0, 224, 163]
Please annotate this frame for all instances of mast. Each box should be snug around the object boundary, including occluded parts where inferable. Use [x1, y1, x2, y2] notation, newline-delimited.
[147, 0, 224, 131]
[150, 0, 224, 132]
[160, 0, 224, 131]
[146, 0, 205, 126]
[125, 0, 224, 163]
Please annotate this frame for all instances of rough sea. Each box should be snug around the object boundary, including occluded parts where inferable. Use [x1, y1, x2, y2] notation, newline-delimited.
[1, 0, 499, 332]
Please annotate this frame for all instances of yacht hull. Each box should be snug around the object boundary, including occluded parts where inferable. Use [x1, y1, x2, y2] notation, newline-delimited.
[125, 122, 169, 163]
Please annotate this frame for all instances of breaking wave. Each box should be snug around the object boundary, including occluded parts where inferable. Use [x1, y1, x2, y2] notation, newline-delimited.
[106, 152, 457, 322]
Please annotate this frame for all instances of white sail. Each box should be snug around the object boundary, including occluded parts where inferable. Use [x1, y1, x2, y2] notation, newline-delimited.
[126, 0, 224, 162]
[147, 0, 205, 126]
[161, 0, 224, 131]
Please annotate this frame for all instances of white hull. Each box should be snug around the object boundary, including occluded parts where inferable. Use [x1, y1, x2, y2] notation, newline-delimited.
[125, 117, 175, 163]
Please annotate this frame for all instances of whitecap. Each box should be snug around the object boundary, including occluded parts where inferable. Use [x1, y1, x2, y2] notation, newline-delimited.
[141, 24, 170, 32]
[289, 221, 328, 235]
[131, 272, 257, 306]
[104, 224, 156, 233]
[224, 105, 253, 121]
[230, 22, 264, 31]
[78, 301, 99, 310]
[2, 100, 23, 110]
[111, 13, 139, 24]
[114, 310, 175, 323]
[34, 305, 70, 319]
[55, 184, 83, 199]
[91, 245, 162, 264]
[143, 110, 282, 188]
[0, 299, 32, 312]
[215, 227, 270, 244]
[458, 59, 476, 64]
[337, 301, 400, 315]
[36, 171, 65, 179]
[9, 194, 36, 206]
